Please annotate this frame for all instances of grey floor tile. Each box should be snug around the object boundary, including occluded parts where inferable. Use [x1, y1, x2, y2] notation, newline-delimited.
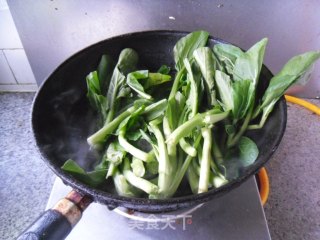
[0, 92, 55, 240]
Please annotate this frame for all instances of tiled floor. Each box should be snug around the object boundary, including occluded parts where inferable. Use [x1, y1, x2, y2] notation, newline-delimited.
[0, 93, 55, 240]
[0, 0, 37, 92]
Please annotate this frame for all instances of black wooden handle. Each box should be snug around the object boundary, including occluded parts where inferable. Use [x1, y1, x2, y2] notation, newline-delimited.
[17, 190, 92, 240]
[17, 209, 72, 240]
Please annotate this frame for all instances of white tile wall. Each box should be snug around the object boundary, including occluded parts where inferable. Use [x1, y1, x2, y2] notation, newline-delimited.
[0, 50, 16, 84]
[0, 0, 37, 92]
[4, 49, 36, 84]
[0, 7, 23, 49]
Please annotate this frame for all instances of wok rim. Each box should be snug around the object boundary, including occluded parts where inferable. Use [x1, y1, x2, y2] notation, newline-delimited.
[31, 30, 287, 211]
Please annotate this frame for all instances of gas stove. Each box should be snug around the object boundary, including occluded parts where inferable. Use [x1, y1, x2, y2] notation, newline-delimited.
[46, 177, 271, 240]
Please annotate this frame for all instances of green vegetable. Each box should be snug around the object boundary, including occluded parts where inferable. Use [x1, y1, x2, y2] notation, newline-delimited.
[123, 158, 159, 195]
[117, 106, 153, 162]
[232, 80, 252, 120]
[87, 105, 137, 148]
[166, 109, 229, 146]
[213, 43, 243, 75]
[126, 70, 152, 99]
[113, 169, 141, 197]
[61, 30, 320, 200]
[232, 38, 268, 85]
[106, 48, 138, 123]
[86, 71, 108, 122]
[126, 70, 171, 99]
[198, 127, 213, 193]
[167, 133, 202, 196]
[157, 65, 171, 74]
[61, 159, 106, 187]
[250, 51, 320, 129]
[193, 47, 218, 106]
[238, 137, 259, 167]
[149, 119, 172, 197]
[97, 54, 115, 95]
[173, 30, 209, 70]
[104, 141, 126, 165]
[145, 72, 171, 89]
[131, 157, 146, 177]
[215, 70, 233, 111]
[143, 99, 167, 121]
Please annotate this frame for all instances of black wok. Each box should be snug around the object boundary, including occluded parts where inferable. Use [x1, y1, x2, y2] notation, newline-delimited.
[19, 31, 286, 239]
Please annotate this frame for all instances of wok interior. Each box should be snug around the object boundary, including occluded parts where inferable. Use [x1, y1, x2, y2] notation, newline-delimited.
[32, 31, 286, 210]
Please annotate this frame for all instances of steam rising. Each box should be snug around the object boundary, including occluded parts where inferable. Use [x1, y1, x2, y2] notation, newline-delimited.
[41, 88, 102, 170]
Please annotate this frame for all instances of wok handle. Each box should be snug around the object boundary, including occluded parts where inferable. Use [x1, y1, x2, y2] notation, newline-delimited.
[17, 190, 92, 240]
[16, 209, 72, 240]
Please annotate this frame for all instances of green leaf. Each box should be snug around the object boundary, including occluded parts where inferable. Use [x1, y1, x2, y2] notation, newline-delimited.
[173, 30, 209, 70]
[223, 149, 240, 180]
[233, 38, 268, 87]
[277, 51, 320, 76]
[213, 43, 244, 74]
[85, 71, 108, 122]
[157, 65, 171, 74]
[61, 159, 106, 187]
[106, 69, 125, 118]
[126, 70, 152, 99]
[166, 91, 186, 130]
[117, 106, 145, 133]
[86, 71, 101, 94]
[97, 54, 115, 95]
[225, 124, 235, 135]
[184, 58, 202, 118]
[177, 94, 197, 154]
[261, 51, 320, 109]
[117, 48, 139, 75]
[238, 137, 259, 167]
[133, 99, 153, 108]
[140, 129, 159, 158]
[126, 70, 171, 99]
[232, 79, 253, 120]
[193, 47, 218, 106]
[215, 70, 234, 111]
[117, 86, 131, 99]
[126, 130, 143, 141]
[251, 51, 320, 128]
[103, 141, 126, 165]
[143, 99, 167, 121]
[106, 48, 139, 123]
[144, 73, 171, 89]
[230, 38, 268, 123]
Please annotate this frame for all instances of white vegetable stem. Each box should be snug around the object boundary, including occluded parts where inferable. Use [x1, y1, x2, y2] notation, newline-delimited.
[166, 110, 229, 146]
[118, 132, 152, 162]
[198, 127, 212, 193]
[149, 120, 172, 196]
[123, 169, 159, 195]
[179, 138, 197, 157]
[87, 106, 136, 147]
